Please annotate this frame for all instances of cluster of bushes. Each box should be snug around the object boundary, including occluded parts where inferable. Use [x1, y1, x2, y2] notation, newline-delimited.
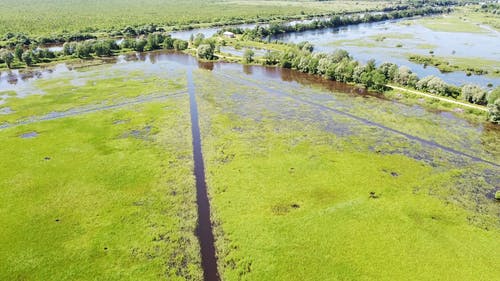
[408, 54, 488, 75]
[1, 33, 189, 67]
[263, 46, 396, 91]
[189, 34, 217, 60]
[0, 45, 56, 67]
[478, 3, 499, 14]
[118, 24, 166, 37]
[0, 32, 98, 49]
[238, 6, 448, 40]
[258, 42, 499, 123]
[62, 39, 120, 58]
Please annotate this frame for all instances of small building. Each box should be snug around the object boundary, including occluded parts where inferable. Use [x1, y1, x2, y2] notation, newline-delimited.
[223, 31, 235, 38]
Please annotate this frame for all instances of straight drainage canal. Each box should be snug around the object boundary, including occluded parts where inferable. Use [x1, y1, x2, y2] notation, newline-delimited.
[187, 69, 220, 281]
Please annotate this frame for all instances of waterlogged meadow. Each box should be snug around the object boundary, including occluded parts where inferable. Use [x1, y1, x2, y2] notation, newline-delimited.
[193, 65, 500, 280]
[0, 52, 499, 280]
[0, 56, 202, 280]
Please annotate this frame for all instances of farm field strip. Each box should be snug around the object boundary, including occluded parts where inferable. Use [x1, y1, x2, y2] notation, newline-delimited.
[0, 96, 203, 280]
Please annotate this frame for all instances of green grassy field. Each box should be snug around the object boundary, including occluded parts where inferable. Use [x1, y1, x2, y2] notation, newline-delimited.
[0, 0, 391, 36]
[418, 6, 500, 32]
[0, 65, 203, 280]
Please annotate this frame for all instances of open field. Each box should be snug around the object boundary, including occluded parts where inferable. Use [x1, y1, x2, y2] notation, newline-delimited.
[0, 0, 393, 36]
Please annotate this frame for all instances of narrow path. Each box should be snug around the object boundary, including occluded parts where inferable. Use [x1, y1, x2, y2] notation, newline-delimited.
[0, 91, 187, 131]
[387, 85, 488, 112]
[221, 73, 499, 168]
[187, 69, 220, 281]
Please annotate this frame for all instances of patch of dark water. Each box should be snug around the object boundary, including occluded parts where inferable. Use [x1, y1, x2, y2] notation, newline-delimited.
[0, 107, 14, 115]
[122, 126, 152, 140]
[187, 69, 220, 281]
[20, 131, 38, 138]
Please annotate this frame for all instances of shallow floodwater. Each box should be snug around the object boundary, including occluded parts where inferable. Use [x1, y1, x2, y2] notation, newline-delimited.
[272, 18, 500, 87]
[0, 51, 498, 171]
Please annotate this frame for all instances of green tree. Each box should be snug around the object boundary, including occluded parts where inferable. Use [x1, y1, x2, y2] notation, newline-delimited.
[173, 39, 188, 51]
[75, 42, 92, 58]
[121, 39, 136, 49]
[2, 52, 14, 68]
[243, 49, 255, 63]
[263, 51, 280, 65]
[192, 33, 205, 48]
[62, 42, 74, 55]
[163, 35, 174, 49]
[365, 59, 376, 72]
[94, 41, 111, 57]
[15, 44, 23, 61]
[197, 44, 214, 60]
[134, 39, 147, 52]
[371, 70, 387, 91]
[486, 87, 500, 105]
[461, 84, 486, 105]
[298, 41, 314, 53]
[487, 99, 500, 124]
[22, 52, 33, 66]
[360, 71, 373, 88]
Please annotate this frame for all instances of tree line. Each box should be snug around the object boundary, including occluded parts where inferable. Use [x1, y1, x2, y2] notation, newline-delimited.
[220, 6, 449, 41]
[255, 43, 499, 123]
[0, 33, 188, 68]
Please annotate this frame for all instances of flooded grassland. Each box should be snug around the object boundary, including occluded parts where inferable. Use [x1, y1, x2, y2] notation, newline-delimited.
[0, 57, 202, 280]
[0, 52, 499, 280]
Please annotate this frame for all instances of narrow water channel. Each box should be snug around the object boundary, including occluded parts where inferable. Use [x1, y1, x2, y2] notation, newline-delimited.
[187, 69, 220, 281]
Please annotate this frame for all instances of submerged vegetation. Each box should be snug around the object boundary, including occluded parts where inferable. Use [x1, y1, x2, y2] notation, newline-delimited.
[408, 54, 499, 77]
